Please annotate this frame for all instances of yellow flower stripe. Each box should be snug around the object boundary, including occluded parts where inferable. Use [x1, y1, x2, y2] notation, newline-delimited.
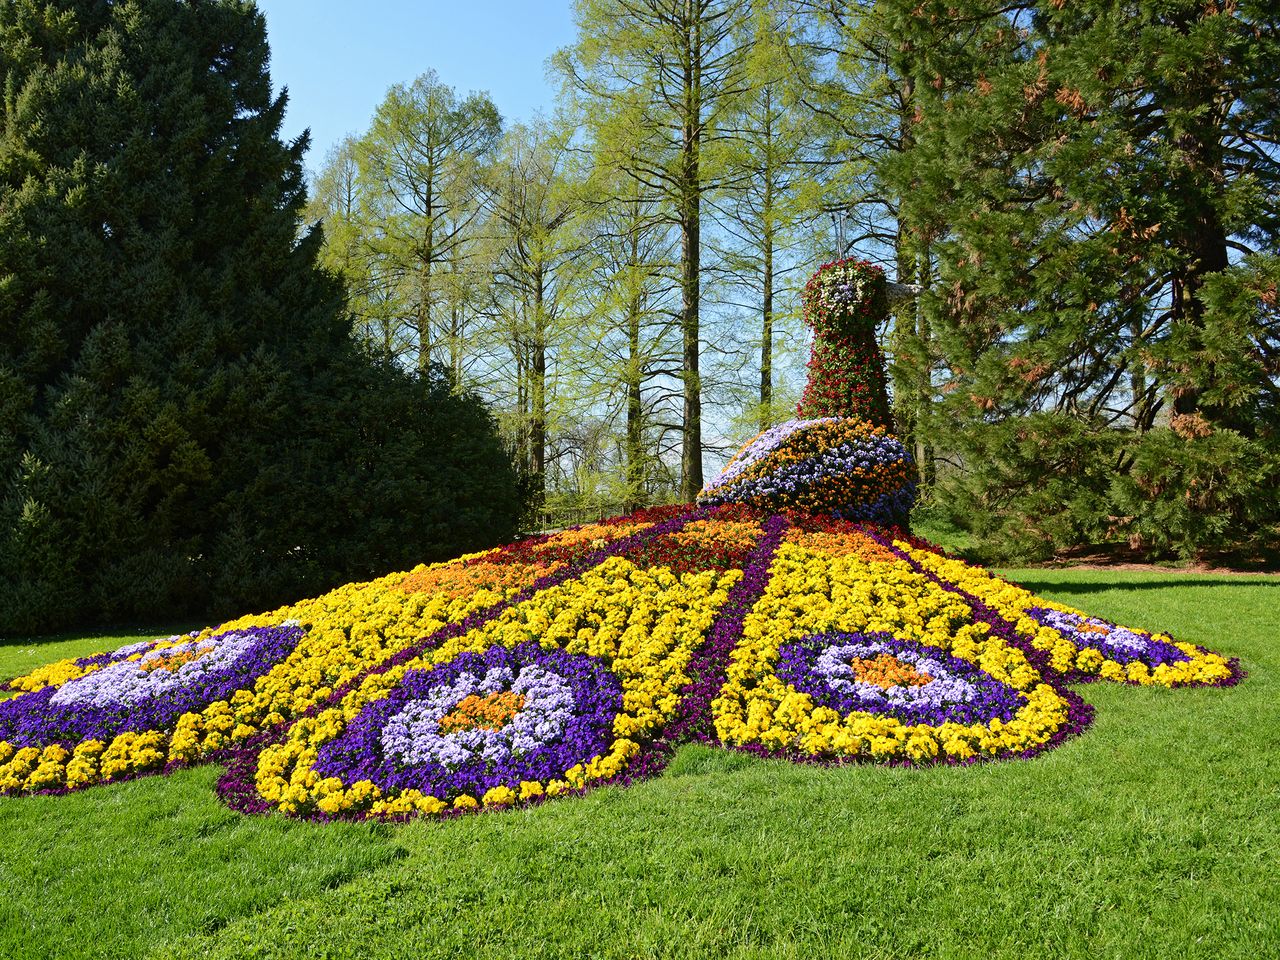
[896, 542, 1235, 686]
[0, 545, 559, 794]
[254, 557, 739, 818]
[713, 542, 1073, 762]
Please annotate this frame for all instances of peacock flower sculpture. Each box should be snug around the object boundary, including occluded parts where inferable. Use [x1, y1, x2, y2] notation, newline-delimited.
[0, 260, 1242, 819]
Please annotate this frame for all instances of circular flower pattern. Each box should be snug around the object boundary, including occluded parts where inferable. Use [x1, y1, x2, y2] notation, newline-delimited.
[1025, 608, 1190, 667]
[0, 625, 303, 748]
[776, 633, 1027, 727]
[311, 643, 622, 801]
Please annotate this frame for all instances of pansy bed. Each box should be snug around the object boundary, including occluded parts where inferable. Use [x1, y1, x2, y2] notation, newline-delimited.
[711, 529, 1085, 764]
[0, 505, 692, 796]
[0, 506, 1240, 813]
[888, 537, 1238, 687]
[1, 249, 1240, 816]
[697, 417, 916, 525]
[249, 553, 742, 818]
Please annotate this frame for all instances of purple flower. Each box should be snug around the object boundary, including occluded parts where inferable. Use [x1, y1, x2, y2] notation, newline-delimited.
[703, 419, 837, 494]
[0, 625, 303, 747]
[699, 419, 916, 525]
[312, 642, 622, 800]
[1026, 608, 1191, 667]
[776, 632, 1027, 727]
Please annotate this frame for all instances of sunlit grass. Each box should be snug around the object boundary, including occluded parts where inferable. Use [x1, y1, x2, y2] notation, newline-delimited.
[1, 571, 1275, 959]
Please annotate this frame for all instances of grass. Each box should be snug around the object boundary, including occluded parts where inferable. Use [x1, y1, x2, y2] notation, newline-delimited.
[2, 570, 1277, 959]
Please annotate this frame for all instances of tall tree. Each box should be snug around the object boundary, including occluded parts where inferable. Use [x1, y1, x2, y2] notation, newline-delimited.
[716, 3, 830, 432]
[355, 71, 502, 371]
[481, 120, 588, 509]
[0, 0, 524, 630]
[306, 136, 403, 358]
[882, 0, 1280, 556]
[558, 0, 752, 499]
[580, 173, 684, 510]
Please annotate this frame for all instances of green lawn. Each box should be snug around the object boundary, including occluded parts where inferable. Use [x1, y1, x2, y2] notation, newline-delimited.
[2, 570, 1277, 960]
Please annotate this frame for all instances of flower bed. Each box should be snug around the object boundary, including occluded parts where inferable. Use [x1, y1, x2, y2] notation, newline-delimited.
[697, 418, 915, 525]
[887, 538, 1240, 686]
[250, 556, 740, 818]
[711, 535, 1083, 763]
[0, 504, 1240, 812]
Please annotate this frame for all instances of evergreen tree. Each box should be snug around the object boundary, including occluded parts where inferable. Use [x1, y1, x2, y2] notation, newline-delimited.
[881, 0, 1280, 557]
[0, 0, 524, 631]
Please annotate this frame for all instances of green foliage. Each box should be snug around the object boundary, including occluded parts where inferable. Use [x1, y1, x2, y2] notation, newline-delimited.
[925, 412, 1119, 563]
[0, 1, 524, 632]
[306, 71, 502, 370]
[4, 574, 1277, 959]
[1110, 426, 1278, 560]
[880, 0, 1280, 558]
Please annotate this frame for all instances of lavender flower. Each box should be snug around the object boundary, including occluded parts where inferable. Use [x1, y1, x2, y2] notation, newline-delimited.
[1027, 608, 1191, 667]
[776, 632, 1027, 727]
[312, 643, 622, 800]
[0, 626, 303, 747]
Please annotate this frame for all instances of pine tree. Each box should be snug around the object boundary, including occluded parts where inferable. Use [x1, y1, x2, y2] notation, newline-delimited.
[0, 0, 523, 630]
[881, 0, 1280, 557]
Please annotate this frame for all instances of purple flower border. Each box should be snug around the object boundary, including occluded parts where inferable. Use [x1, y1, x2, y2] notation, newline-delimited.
[213, 505, 710, 815]
[0, 626, 303, 749]
[312, 642, 623, 798]
[857, 525, 1245, 689]
[663, 514, 789, 747]
[776, 632, 1027, 727]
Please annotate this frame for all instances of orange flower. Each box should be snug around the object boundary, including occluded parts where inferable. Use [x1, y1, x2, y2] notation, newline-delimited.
[394, 560, 561, 599]
[848, 654, 933, 690]
[438, 691, 527, 733]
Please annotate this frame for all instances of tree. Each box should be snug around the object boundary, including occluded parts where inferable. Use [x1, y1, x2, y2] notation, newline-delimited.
[353, 71, 502, 372]
[579, 172, 684, 510]
[557, 0, 752, 500]
[306, 136, 403, 358]
[716, 3, 830, 432]
[480, 119, 590, 509]
[881, 0, 1280, 557]
[0, 0, 524, 631]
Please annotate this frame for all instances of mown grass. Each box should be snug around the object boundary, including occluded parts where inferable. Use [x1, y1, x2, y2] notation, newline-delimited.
[1, 570, 1276, 960]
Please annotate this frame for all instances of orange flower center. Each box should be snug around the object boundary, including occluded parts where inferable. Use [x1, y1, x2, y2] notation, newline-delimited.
[438, 691, 527, 733]
[138, 649, 206, 673]
[848, 654, 933, 689]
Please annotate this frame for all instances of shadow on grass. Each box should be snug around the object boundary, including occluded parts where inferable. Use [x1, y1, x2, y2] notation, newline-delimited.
[1011, 577, 1280, 595]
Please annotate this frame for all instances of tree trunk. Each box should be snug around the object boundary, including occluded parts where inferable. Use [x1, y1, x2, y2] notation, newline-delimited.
[679, 4, 703, 501]
[418, 183, 435, 373]
[530, 268, 547, 512]
[625, 292, 645, 512]
[760, 169, 774, 433]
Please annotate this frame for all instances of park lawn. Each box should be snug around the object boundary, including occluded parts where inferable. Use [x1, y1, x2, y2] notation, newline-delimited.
[1, 570, 1276, 960]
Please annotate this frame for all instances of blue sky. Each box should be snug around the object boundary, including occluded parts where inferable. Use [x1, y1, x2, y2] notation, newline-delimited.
[256, 0, 576, 170]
